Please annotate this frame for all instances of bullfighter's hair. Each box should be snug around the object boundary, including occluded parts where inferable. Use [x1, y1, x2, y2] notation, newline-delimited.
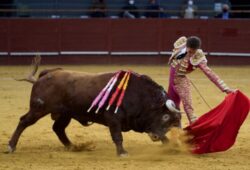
[187, 36, 201, 49]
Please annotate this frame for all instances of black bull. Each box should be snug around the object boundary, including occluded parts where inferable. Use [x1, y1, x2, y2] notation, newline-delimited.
[8, 69, 181, 156]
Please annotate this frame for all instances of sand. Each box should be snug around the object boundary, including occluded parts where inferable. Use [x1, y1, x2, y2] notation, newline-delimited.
[0, 65, 249, 170]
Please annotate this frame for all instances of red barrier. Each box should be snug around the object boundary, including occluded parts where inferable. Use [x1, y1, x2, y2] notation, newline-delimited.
[8, 19, 59, 52]
[60, 19, 110, 51]
[0, 18, 250, 65]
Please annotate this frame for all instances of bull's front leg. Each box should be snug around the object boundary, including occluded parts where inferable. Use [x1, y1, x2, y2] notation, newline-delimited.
[107, 119, 128, 157]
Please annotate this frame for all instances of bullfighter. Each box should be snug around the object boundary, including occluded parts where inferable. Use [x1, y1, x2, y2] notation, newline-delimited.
[167, 36, 235, 124]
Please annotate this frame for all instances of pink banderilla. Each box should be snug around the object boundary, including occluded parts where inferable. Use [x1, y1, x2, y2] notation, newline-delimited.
[87, 71, 120, 113]
[95, 71, 121, 113]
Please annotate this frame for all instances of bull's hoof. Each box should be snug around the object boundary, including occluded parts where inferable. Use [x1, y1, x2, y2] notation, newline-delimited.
[5, 145, 15, 154]
[66, 145, 79, 152]
[118, 152, 128, 157]
[118, 151, 128, 157]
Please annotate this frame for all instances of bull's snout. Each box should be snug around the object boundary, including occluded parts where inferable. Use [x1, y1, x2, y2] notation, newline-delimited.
[148, 133, 161, 142]
[175, 112, 181, 120]
[172, 112, 181, 127]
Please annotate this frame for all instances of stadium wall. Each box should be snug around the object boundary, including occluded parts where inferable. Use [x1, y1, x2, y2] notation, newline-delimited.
[0, 19, 250, 65]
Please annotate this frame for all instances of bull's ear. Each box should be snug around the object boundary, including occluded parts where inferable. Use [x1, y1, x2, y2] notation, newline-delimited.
[162, 114, 170, 122]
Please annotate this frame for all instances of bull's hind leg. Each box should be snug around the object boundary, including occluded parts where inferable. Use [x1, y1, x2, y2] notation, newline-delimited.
[52, 114, 72, 148]
[8, 110, 47, 153]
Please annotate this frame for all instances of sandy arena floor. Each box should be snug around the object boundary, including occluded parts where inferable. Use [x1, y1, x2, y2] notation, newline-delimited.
[0, 65, 249, 170]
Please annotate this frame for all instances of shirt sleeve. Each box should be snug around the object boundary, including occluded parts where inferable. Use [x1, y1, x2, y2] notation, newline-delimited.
[198, 62, 229, 92]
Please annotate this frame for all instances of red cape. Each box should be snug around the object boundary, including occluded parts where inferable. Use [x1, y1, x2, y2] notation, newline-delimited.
[185, 90, 250, 154]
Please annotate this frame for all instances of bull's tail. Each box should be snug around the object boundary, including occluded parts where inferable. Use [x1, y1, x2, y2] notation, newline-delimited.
[15, 55, 41, 84]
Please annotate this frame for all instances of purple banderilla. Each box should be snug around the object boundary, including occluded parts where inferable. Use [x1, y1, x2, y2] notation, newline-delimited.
[87, 71, 120, 113]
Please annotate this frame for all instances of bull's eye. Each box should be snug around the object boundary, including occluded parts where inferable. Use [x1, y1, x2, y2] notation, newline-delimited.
[162, 114, 170, 122]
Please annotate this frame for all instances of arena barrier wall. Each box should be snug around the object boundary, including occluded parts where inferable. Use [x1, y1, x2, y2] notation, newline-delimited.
[0, 19, 250, 65]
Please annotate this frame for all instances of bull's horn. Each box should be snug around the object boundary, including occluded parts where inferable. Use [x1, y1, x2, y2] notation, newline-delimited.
[165, 100, 181, 113]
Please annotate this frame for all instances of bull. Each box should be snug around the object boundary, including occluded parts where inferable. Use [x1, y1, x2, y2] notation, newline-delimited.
[8, 56, 181, 156]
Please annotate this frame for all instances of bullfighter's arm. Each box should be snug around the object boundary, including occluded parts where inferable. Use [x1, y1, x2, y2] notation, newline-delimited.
[198, 62, 233, 93]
